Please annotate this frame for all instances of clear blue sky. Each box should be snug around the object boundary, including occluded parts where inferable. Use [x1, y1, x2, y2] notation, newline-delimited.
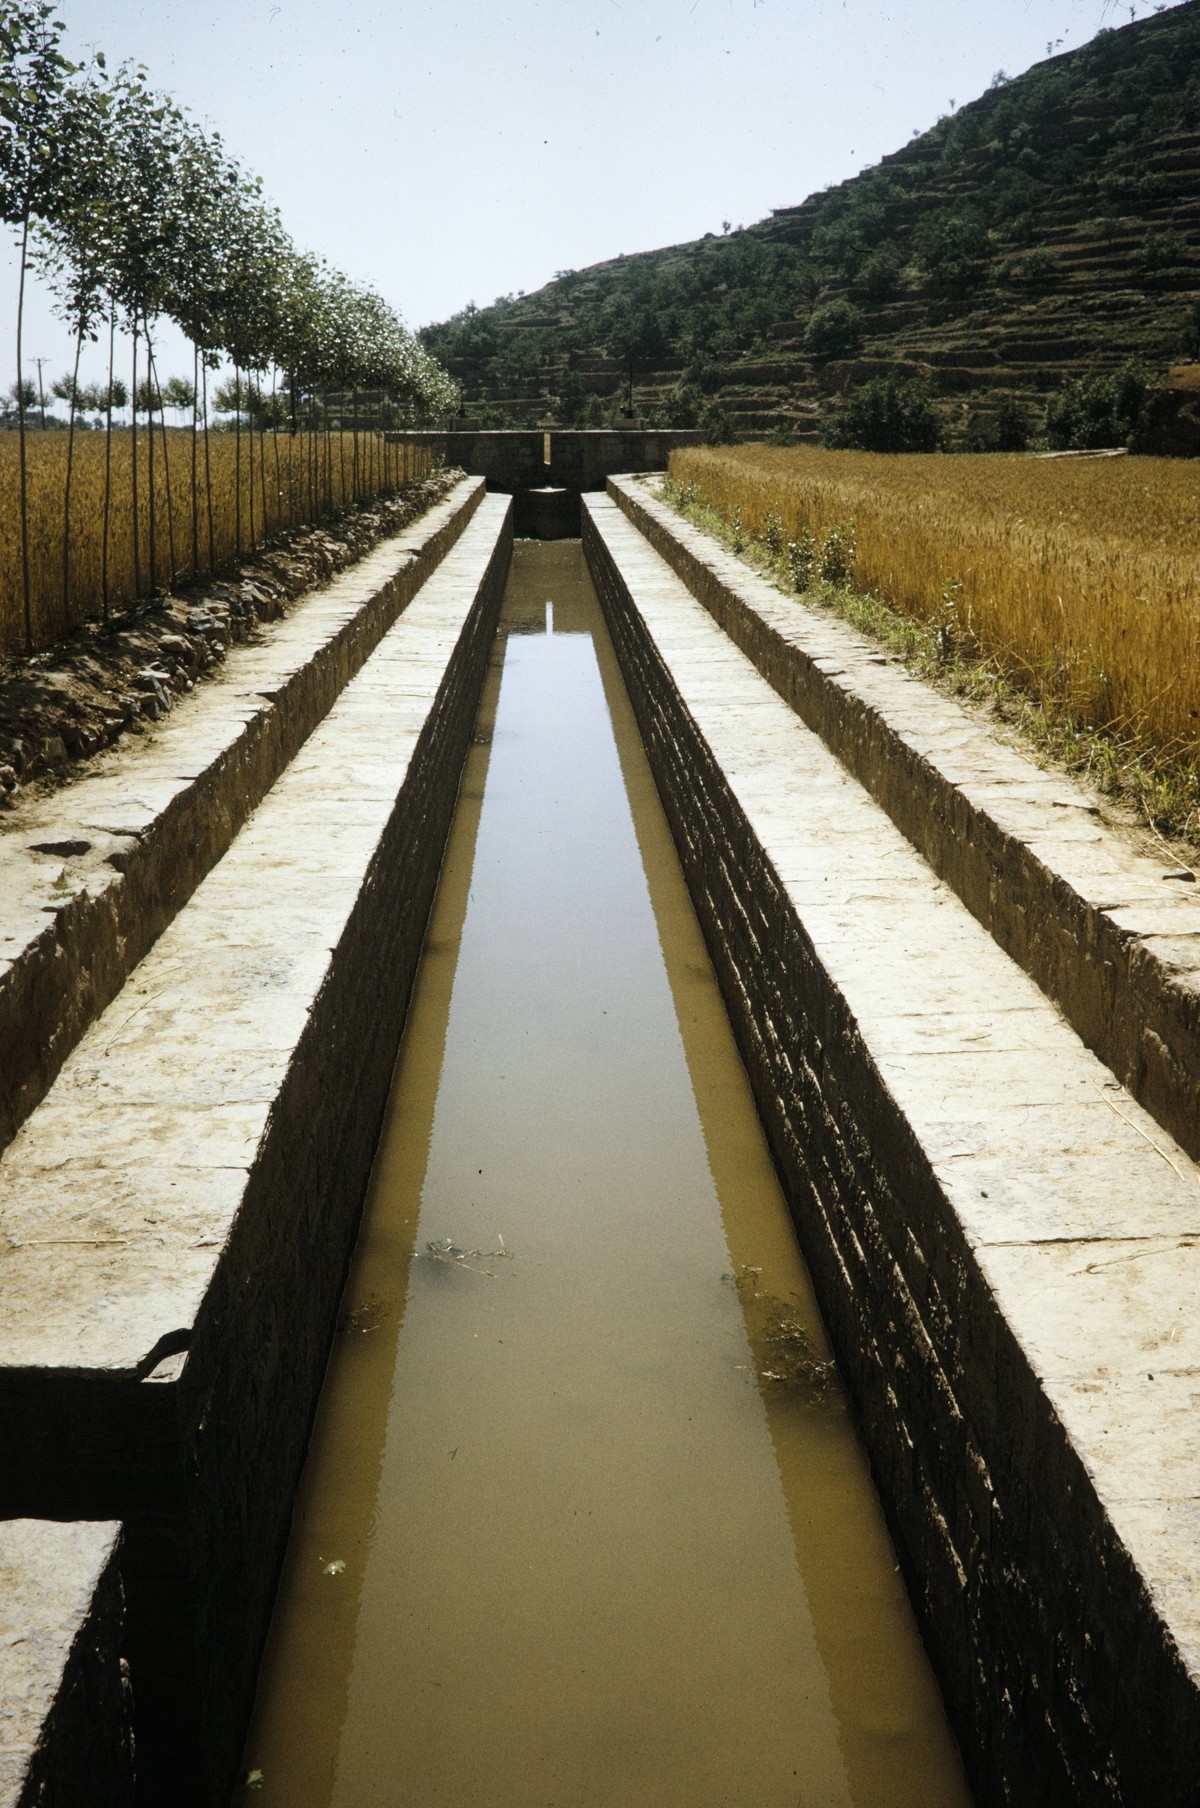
[0, 0, 1183, 393]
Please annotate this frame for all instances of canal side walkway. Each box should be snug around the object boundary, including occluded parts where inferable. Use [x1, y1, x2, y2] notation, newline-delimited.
[0, 479, 510, 1806]
[585, 485, 1200, 1808]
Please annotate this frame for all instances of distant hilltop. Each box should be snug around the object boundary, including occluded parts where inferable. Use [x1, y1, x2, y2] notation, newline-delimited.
[422, 3, 1200, 447]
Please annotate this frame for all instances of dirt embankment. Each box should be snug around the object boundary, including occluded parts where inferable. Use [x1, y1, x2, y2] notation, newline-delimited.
[0, 469, 465, 809]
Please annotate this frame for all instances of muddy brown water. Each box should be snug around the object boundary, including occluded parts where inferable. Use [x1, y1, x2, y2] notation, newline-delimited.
[239, 541, 971, 1808]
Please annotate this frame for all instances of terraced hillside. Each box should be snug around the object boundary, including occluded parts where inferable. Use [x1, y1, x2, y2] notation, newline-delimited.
[422, 3, 1200, 443]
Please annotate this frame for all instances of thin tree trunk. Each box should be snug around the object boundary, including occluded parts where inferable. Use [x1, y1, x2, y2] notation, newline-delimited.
[270, 369, 282, 536]
[234, 366, 242, 554]
[202, 358, 216, 572]
[325, 390, 333, 515]
[246, 374, 256, 550]
[307, 392, 314, 519]
[61, 320, 84, 631]
[131, 321, 141, 598]
[144, 314, 157, 595]
[286, 370, 297, 530]
[16, 212, 32, 650]
[190, 343, 200, 577]
[258, 371, 269, 539]
[148, 335, 176, 584]
[101, 306, 115, 622]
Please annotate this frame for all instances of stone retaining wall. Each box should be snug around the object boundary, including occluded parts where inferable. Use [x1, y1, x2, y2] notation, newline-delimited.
[386, 428, 701, 493]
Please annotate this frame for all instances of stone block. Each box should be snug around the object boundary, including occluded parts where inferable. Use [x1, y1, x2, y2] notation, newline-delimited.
[0, 1520, 132, 1807]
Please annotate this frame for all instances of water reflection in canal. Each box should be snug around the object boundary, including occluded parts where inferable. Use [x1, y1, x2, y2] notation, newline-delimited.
[240, 540, 970, 1808]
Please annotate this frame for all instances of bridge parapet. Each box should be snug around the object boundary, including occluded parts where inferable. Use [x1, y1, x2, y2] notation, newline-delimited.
[385, 428, 702, 495]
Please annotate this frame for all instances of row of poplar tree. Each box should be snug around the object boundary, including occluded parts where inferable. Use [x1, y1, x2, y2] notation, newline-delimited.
[0, 0, 458, 648]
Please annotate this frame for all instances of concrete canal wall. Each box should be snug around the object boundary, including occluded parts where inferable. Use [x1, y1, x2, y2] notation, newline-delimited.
[0, 1521, 131, 1807]
[584, 487, 1200, 1808]
[0, 489, 512, 1805]
[0, 477, 486, 1158]
[5, 459, 1199, 1804]
[604, 476, 1200, 1170]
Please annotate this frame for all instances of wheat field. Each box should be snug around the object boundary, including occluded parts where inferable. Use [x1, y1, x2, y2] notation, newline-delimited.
[0, 428, 433, 655]
[669, 444, 1200, 764]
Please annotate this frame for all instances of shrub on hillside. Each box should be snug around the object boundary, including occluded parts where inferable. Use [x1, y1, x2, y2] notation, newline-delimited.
[1007, 248, 1058, 289]
[823, 374, 943, 453]
[700, 400, 736, 445]
[1044, 361, 1147, 449]
[861, 247, 902, 304]
[803, 299, 865, 363]
[913, 210, 989, 295]
[1179, 301, 1200, 359]
[649, 382, 700, 429]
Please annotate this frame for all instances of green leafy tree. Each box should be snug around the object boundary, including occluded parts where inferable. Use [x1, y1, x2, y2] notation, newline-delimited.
[1044, 361, 1147, 449]
[823, 373, 943, 452]
[860, 247, 901, 304]
[803, 299, 865, 363]
[913, 210, 989, 296]
[0, 0, 77, 644]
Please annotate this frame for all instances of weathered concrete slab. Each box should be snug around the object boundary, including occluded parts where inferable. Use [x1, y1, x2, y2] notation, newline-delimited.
[584, 492, 1200, 1808]
[607, 475, 1200, 1166]
[0, 476, 485, 1156]
[0, 496, 512, 1805]
[0, 1520, 131, 1807]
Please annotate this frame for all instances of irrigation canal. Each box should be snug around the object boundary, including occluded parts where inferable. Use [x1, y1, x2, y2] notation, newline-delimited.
[238, 540, 970, 1807]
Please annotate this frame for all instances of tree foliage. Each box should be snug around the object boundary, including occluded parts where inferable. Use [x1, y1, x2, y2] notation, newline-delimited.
[0, 0, 456, 644]
[823, 374, 943, 453]
[1, 3, 456, 422]
[802, 299, 865, 363]
[1043, 362, 1147, 450]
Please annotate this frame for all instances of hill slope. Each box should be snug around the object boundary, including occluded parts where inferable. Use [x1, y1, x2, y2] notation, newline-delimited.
[421, 3, 1200, 444]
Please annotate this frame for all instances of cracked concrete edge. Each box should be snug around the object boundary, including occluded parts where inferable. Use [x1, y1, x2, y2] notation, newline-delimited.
[583, 494, 1200, 1808]
[0, 1520, 133, 1808]
[0, 476, 486, 1157]
[607, 474, 1200, 1166]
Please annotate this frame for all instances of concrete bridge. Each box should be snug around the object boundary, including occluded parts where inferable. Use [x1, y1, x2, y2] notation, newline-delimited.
[385, 427, 702, 533]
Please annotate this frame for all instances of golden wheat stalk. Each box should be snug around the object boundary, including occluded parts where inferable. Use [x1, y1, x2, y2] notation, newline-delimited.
[669, 444, 1200, 762]
[0, 430, 431, 655]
